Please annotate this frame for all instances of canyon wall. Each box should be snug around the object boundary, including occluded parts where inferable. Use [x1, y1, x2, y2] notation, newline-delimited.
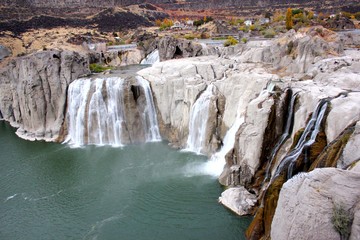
[0, 26, 359, 239]
[0, 50, 89, 141]
[138, 27, 360, 239]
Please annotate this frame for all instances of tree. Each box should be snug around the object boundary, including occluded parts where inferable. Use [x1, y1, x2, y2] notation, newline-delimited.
[286, 8, 293, 30]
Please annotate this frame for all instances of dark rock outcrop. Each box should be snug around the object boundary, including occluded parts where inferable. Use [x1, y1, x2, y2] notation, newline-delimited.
[0, 45, 11, 60]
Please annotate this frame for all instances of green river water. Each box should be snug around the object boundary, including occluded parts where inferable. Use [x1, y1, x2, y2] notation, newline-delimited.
[0, 122, 251, 240]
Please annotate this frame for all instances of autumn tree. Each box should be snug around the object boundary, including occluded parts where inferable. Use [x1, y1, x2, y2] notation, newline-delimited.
[286, 8, 293, 30]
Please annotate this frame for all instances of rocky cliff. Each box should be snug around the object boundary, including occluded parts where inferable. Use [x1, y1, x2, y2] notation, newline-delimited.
[138, 26, 360, 239]
[0, 26, 359, 239]
[0, 50, 89, 141]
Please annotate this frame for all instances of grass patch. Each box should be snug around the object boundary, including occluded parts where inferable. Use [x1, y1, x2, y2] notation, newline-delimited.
[89, 63, 112, 73]
[332, 203, 353, 240]
[224, 36, 238, 47]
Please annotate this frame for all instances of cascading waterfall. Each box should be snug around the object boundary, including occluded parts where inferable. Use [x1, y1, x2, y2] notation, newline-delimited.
[65, 76, 161, 147]
[185, 84, 215, 154]
[140, 50, 160, 65]
[201, 115, 245, 177]
[65, 77, 126, 147]
[273, 99, 329, 180]
[136, 76, 161, 142]
[264, 90, 298, 181]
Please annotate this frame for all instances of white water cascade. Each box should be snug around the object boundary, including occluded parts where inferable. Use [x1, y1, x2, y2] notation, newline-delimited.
[273, 99, 328, 180]
[201, 115, 245, 177]
[185, 84, 215, 154]
[140, 50, 160, 65]
[136, 76, 161, 141]
[65, 76, 161, 147]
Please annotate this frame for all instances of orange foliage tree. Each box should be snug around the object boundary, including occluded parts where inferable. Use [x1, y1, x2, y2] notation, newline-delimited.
[286, 8, 293, 30]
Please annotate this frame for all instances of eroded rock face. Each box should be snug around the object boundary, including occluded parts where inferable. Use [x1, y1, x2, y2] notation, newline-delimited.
[158, 36, 203, 61]
[138, 56, 274, 154]
[271, 168, 360, 240]
[140, 27, 360, 238]
[0, 50, 89, 141]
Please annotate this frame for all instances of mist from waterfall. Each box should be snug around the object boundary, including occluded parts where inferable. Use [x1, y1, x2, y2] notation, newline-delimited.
[185, 84, 215, 154]
[141, 50, 160, 65]
[65, 76, 161, 147]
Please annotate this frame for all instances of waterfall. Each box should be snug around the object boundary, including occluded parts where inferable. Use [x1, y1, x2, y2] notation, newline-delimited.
[65, 77, 126, 147]
[264, 90, 298, 181]
[66, 78, 92, 147]
[201, 115, 245, 177]
[141, 50, 160, 65]
[136, 76, 161, 142]
[185, 85, 215, 154]
[273, 99, 328, 180]
[65, 76, 161, 147]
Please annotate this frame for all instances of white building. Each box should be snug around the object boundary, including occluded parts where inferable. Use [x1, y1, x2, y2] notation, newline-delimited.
[244, 20, 253, 26]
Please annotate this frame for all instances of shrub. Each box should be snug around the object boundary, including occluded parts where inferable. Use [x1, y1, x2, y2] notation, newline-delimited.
[241, 37, 248, 44]
[331, 203, 353, 240]
[263, 28, 276, 38]
[184, 34, 195, 40]
[354, 12, 360, 20]
[155, 19, 162, 27]
[200, 32, 210, 39]
[229, 17, 237, 25]
[287, 41, 294, 55]
[158, 18, 174, 30]
[89, 63, 112, 73]
[291, 9, 303, 15]
[224, 36, 239, 47]
[237, 18, 245, 25]
[273, 10, 285, 22]
[239, 25, 248, 32]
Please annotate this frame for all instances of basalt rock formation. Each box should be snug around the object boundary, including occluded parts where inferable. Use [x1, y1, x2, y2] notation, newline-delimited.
[0, 5, 168, 34]
[0, 50, 89, 141]
[1, 0, 357, 19]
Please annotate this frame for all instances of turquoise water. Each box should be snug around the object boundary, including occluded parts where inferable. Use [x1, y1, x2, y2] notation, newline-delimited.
[0, 122, 251, 240]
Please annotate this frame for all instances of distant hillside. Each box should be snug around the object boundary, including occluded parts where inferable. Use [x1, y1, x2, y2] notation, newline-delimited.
[0, 0, 358, 12]
[0, 0, 358, 34]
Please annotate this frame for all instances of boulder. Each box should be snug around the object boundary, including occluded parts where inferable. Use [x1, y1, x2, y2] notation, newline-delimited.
[271, 168, 360, 240]
[218, 186, 257, 215]
[0, 45, 11, 60]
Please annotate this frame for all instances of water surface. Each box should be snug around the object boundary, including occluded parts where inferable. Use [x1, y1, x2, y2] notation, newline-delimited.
[0, 122, 251, 240]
